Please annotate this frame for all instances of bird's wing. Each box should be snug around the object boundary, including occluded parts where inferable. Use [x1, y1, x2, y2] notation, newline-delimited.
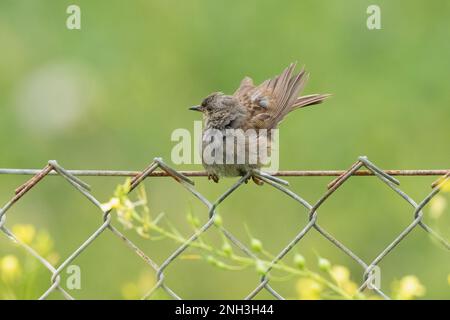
[233, 63, 329, 130]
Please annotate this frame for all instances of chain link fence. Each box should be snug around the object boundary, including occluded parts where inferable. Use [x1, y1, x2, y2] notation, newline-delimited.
[0, 156, 448, 300]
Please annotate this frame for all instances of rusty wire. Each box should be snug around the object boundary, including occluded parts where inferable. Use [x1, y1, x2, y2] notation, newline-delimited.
[0, 156, 448, 300]
[1, 168, 448, 178]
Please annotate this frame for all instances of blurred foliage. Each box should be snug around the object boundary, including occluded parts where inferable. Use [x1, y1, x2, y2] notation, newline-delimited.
[108, 181, 430, 300]
[0, 224, 59, 299]
[0, 0, 449, 299]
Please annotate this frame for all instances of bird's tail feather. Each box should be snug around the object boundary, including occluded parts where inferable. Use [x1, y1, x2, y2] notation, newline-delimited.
[292, 93, 331, 110]
[268, 63, 329, 126]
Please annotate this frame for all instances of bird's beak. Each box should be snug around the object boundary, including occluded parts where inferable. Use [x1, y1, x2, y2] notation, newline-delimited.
[189, 105, 203, 112]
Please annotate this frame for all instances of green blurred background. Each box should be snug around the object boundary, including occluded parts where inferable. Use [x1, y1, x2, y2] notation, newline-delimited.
[0, 0, 449, 299]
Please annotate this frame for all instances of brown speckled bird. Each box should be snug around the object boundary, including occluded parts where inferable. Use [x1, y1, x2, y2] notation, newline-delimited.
[190, 63, 330, 184]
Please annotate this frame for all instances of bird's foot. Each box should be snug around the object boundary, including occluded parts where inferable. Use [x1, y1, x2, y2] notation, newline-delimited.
[208, 173, 220, 183]
[252, 170, 289, 187]
[252, 175, 264, 186]
[244, 174, 264, 186]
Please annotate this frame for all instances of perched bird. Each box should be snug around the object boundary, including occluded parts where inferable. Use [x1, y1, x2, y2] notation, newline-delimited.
[190, 63, 329, 184]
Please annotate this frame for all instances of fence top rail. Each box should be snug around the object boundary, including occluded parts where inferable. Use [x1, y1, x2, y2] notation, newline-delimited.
[0, 168, 448, 177]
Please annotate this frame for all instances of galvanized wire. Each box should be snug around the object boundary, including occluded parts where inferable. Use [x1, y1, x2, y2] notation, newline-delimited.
[0, 156, 448, 300]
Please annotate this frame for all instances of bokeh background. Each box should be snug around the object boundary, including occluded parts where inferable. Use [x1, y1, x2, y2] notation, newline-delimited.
[0, 0, 449, 299]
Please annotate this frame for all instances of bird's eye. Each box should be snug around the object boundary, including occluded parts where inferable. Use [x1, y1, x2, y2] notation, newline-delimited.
[202, 102, 211, 111]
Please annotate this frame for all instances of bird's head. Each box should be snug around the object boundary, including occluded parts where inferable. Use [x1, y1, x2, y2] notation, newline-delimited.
[189, 92, 235, 115]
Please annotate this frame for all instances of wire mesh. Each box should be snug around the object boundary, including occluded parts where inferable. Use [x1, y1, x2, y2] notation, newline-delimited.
[0, 156, 448, 300]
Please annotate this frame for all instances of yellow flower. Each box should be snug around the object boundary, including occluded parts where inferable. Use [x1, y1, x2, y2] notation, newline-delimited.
[0, 255, 22, 282]
[137, 272, 155, 293]
[447, 274, 450, 286]
[34, 231, 54, 257]
[12, 224, 36, 245]
[296, 278, 323, 300]
[330, 265, 350, 285]
[394, 275, 426, 300]
[429, 195, 446, 219]
[122, 272, 155, 300]
[441, 180, 450, 192]
[330, 265, 358, 295]
[136, 226, 150, 239]
[101, 197, 121, 212]
[121, 282, 140, 300]
[342, 281, 358, 296]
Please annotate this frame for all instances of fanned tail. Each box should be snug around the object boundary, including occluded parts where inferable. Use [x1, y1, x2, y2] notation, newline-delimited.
[233, 62, 330, 129]
[267, 63, 329, 126]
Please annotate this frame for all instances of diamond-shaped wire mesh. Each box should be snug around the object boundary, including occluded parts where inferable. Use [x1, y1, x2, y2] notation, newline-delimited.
[0, 156, 448, 300]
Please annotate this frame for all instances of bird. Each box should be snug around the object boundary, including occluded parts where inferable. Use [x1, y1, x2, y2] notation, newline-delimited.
[189, 62, 330, 184]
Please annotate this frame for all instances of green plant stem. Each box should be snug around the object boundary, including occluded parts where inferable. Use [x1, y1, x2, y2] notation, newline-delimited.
[126, 208, 353, 299]
[112, 185, 354, 300]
